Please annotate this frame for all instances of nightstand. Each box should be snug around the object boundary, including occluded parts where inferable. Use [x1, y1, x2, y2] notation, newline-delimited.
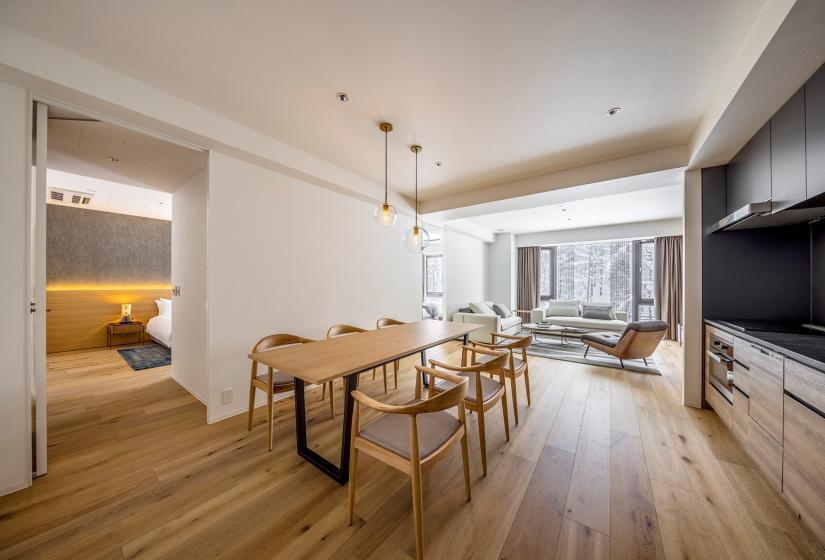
[107, 321, 144, 349]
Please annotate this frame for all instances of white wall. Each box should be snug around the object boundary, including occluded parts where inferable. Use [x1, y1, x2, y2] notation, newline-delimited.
[486, 232, 515, 308]
[206, 151, 421, 422]
[515, 218, 683, 247]
[0, 82, 32, 496]
[682, 170, 703, 408]
[171, 169, 209, 405]
[444, 229, 488, 319]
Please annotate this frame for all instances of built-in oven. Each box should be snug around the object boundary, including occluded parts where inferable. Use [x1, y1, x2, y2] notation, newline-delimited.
[706, 328, 735, 401]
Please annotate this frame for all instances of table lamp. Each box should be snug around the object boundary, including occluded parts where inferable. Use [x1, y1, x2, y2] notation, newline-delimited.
[120, 303, 132, 323]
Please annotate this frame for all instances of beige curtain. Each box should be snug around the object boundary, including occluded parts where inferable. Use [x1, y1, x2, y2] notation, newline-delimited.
[517, 246, 541, 312]
[654, 235, 683, 341]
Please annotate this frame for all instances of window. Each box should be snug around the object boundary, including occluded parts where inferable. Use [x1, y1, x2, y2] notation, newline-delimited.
[546, 238, 655, 321]
[425, 254, 443, 297]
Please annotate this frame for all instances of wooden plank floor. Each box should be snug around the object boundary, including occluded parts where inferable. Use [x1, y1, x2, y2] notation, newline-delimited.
[1, 341, 824, 559]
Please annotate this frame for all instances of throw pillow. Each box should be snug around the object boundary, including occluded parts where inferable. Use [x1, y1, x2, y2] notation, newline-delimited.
[422, 303, 438, 319]
[458, 306, 473, 313]
[545, 300, 579, 317]
[581, 303, 614, 320]
[469, 301, 495, 315]
[492, 303, 512, 318]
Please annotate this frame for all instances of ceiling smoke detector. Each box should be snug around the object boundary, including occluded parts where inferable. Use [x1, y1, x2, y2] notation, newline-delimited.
[434, 161, 442, 167]
[606, 107, 622, 116]
[336, 92, 350, 102]
[105, 156, 120, 163]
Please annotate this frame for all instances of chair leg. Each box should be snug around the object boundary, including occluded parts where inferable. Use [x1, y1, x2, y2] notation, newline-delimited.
[619, 358, 625, 369]
[523, 367, 532, 407]
[643, 357, 648, 367]
[347, 447, 359, 526]
[501, 393, 511, 442]
[247, 384, 256, 431]
[394, 360, 399, 389]
[372, 368, 376, 380]
[328, 381, 335, 419]
[510, 376, 520, 426]
[266, 386, 274, 452]
[584, 345, 590, 358]
[382, 364, 388, 394]
[322, 382, 326, 400]
[460, 428, 472, 502]
[477, 406, 488, 477]
[410, 462, 425, 560]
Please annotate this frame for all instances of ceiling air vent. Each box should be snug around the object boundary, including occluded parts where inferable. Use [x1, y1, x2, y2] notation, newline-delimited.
[48, 188, 94, 206]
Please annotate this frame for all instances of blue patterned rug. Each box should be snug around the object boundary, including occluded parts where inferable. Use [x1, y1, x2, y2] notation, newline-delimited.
[117, 344, 171, 371]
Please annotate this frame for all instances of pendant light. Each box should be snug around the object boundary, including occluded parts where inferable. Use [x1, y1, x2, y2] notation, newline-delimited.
[373, 122, 398, 226]
[403, 144, 430, 253]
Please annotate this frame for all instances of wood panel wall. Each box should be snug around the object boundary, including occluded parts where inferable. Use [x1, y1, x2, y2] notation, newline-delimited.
[46, 288, 171, 353]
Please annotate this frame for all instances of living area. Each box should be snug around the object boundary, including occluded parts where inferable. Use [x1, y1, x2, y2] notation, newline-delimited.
[444, 168, 684, 374]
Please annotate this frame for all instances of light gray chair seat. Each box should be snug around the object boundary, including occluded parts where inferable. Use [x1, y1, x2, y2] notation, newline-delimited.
[435, 373, 501, 403]
[360, 399, 461, 459]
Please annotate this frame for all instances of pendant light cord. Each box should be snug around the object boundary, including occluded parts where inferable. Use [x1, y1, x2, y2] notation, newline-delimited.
[414, 149, 419, 227]
[384, 129, 388, 205]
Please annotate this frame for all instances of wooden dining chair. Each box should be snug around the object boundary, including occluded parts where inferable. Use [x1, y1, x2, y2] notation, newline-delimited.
[247, 333, 315, 451]
[467, 332, 533, 425]
[325, 324, 384, 395]
[376, 317, 405, 392]
[348, 366, 471, 560]
[428, 345, 510, 476]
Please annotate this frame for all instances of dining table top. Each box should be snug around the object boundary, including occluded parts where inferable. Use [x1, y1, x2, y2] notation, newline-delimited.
[248, 319, 483, 385]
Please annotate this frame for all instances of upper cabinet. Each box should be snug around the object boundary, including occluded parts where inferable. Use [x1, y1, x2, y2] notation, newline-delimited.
[807, 63, 825, 199]
[726, 123, 772, 214]
[771, 88, 807, 212]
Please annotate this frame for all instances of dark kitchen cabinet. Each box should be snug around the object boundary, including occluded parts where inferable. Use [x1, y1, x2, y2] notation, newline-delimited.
[726, 123, 772, 214]
[807, 63, 825, 199]
[771, 88, 807, 212]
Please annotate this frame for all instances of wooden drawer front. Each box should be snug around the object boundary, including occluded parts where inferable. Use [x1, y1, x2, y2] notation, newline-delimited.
[706, 380, 732, 429]
[747, 415, 783, 491]
[749, 344, 784, 443]
[783, 395, 825, 544]
[734, 361, 750, 396]
[734, 336, 752, 369]
[785, 359, 825, 414]
[732, 387, 749, 444]
[111, 323, 143, 335]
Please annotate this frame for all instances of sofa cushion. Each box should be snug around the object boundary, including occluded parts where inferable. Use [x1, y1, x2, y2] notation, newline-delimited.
[543, 316, 626, 331]
[500, 315, 522, 331]
[458, 306, 473, 313]
[581, 303, 614, 321]
[470, 301, 495, 315]
[545, 300, 579, 317]
[493, 303, 513, 318]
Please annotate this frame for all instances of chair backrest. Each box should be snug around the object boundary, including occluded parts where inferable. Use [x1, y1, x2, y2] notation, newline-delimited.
[251, 333, 314, 353]
[376, 317, 405, 329]
[326, 324, 368, 339]
[493, 333, 532, 350]
[412, 366, 468, 413]
[615, 321, 668, 359]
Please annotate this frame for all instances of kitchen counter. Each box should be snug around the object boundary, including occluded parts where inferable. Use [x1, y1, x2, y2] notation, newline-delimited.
[705, 319, 825, 372]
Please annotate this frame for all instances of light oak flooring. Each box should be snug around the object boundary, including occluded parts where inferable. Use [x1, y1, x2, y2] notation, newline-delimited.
[1, 341, 824, 559]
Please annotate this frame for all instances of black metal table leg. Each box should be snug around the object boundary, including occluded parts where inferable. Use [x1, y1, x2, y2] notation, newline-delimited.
[463, 333, 469, 345]
[293, 372, 359, 485]
[420, 350, 429, 387]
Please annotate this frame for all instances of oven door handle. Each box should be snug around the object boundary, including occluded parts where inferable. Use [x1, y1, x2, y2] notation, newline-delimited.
[706, 350, 733, 364]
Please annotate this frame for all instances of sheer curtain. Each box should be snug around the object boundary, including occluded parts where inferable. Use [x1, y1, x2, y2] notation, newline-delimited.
[517, 246, 541, 312]
[654, 235, 683, 341]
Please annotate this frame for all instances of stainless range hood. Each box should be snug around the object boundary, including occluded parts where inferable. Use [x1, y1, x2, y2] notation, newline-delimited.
[710, 200, 825, 232]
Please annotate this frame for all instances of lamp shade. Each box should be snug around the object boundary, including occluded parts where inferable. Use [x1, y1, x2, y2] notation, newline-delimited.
[120, 303, 132, 323]
[403, 225, 430, 253]
[373, 203, 398, 226]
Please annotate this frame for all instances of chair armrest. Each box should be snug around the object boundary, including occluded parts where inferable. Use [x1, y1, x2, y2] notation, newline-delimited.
[467, 340, 512, 350]
[529, 308, 545, 323]
[351, 390, 421, 414]
[615, 311, 628, 322]
[492, 332, 524, 341]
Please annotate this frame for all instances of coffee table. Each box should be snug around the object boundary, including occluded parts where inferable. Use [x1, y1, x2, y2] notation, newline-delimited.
[523, 323, 588, 345]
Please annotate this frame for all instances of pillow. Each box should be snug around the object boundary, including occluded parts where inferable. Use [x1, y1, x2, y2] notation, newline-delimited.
[581, 302, 614, 320]
[158, 298, 172, 316]
[545, 300, 579, 317]
[422, 303, 438, 319]
[469, 301, 496, 315]
[492, 303, 512, 318]
[458, 306, 473, 314]
[155, 299, 163, 315]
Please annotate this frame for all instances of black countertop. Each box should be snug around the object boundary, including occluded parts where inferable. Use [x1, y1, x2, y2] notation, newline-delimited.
[705, 319, 825, 372]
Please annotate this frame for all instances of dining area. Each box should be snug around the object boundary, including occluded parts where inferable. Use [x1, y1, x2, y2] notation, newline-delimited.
[247, 318, 535, 560]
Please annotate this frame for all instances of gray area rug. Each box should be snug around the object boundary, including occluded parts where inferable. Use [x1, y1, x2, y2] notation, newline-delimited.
[117, 343, 172, 371]
[525, 336, 661, 375]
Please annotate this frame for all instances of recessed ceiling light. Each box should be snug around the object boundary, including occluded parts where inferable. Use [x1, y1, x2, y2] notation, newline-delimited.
[434, 161, 442, 167]
[105, 156, 120, 163]
[607, 107, 621, 116]
[336, 92, 349, 102]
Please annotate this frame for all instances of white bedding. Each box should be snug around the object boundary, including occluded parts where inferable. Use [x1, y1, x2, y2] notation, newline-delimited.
[146, 314, 172, 348]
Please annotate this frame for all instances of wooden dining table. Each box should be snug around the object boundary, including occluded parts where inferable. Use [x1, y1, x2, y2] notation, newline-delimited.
[248, 319, 483, 484]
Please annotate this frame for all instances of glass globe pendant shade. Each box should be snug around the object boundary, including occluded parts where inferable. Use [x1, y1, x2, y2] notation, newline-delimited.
[403, 225, 430, 253]
[373, 202, 398, 226]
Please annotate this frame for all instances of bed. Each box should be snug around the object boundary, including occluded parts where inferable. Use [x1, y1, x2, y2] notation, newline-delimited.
[146, 298, 172, 348]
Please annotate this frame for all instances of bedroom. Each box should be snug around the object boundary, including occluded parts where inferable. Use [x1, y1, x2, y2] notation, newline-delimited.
[42, 104, 207, 449]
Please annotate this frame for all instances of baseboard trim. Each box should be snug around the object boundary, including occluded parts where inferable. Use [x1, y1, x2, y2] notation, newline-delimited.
[171, 373, 207, 406]
[207, 391, 293, 424]
[0, 479, 31, 497]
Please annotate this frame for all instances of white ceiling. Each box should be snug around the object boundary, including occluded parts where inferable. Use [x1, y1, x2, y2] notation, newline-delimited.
[47, 169, 172, 220]
[450, 172, 683, 234]
[0, 0, 765, 200]
[48, 108, 207, 193]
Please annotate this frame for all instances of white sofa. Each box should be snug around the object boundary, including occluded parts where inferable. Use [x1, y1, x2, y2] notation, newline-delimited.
[451, 300, 522, 342]
[529, 300, 628, 333]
